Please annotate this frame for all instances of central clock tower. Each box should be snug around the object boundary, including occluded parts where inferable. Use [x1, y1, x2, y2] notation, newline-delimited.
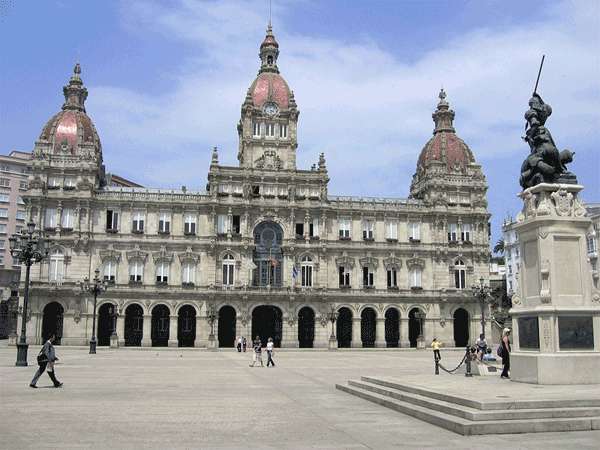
[237, 24, 299, 170]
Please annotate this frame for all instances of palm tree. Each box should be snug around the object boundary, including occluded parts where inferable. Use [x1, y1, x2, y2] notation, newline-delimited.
[493, 238, 505, 255]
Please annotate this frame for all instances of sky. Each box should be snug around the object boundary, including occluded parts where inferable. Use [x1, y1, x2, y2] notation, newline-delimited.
[1, 0, 599, 246]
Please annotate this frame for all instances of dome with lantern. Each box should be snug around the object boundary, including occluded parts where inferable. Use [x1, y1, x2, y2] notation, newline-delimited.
[37, 64, 102, 158]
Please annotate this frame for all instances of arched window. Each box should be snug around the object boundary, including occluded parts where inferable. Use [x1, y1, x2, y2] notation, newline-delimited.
[454, 259, 466, 289]
[49, 249, 64, 282]
[103, 260, 117, 284]
[156, 262, 169, 284]
[300, 256, 313, 287]
[223, 254, 235, 286]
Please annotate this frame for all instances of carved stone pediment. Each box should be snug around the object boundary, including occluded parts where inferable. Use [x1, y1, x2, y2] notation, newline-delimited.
[406, 257, 425, 269]
[359, 256, 378, 268]
[99, 245, 121, 262]
[254, 150, 282, 170]
[126, 245, 148, 262]
[153, 246, 173, 263]
[383, 256, 402, 270]
[335, 255, 355, 268]
[178, 247, 199, 264]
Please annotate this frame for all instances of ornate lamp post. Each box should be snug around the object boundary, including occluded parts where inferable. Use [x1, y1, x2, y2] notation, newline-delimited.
[79, 268, 109, 354]
[327, 305, 338, 350]
[471, 276, 492, 340]
[206, 304, 218, 350]
[9, 222, 50, 367]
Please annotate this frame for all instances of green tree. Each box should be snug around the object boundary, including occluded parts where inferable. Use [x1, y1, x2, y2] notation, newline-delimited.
[493, 238, 505, 255]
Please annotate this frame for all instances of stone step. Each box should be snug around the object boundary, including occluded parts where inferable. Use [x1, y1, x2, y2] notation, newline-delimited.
[361, 376, 600, 410]
[347, 379, 600, 421]
[336, 382, 600, 435]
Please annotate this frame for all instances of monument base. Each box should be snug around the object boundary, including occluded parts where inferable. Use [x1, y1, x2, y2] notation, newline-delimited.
[512, 352, 600, 384]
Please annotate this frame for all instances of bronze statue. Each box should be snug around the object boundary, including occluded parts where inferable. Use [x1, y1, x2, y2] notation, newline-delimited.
[519, 57, 577, 189]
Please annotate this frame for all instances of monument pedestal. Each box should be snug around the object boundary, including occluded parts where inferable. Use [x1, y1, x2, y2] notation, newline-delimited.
[110, 333, 119, 348]
[510, 184, 600, 384]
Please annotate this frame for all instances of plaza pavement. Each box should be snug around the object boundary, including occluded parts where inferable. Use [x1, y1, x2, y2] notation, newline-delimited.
[1, 341, 599, 449]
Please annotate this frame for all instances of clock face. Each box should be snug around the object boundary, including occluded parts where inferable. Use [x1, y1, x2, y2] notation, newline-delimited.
[263, 102, 279, 117]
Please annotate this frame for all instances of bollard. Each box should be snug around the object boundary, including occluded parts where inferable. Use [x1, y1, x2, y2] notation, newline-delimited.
[465, 346, 472, 377]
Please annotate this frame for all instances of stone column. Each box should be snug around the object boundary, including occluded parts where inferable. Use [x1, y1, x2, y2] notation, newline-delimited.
[281, 319, 298, 348]
[375, 318, 386, 348]
[352, 317, 362, 348]
[115, 313, 125, 347]
[195, 315, 208, 348]
[400, 318, 410, 348]
[168, 315, 178, 347]
[141, 315, 152, 347]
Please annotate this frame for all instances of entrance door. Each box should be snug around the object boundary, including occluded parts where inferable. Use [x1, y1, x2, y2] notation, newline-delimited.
[218, 306, 236, 347]
[453, 308, 470, 347]
[178, 305, 196, 347]
[408, 308, 423, 348]
[336, 307, 352, 348]
[298, 307, 315, 348]
[385, 308, 399, 348]
[251, 305, 282, 346]
[151, 304, 170, 347]
[124, 304, 143, 346]
[361, 308, 376, 348]
[42, 302, 64, 345]
[97, 303, 115, 346]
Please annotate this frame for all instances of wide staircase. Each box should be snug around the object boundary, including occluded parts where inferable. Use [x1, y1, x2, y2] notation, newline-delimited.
[336, 376, 600, 435]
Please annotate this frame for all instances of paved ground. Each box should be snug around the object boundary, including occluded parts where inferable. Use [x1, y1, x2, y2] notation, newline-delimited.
[1, 342, 599, 449]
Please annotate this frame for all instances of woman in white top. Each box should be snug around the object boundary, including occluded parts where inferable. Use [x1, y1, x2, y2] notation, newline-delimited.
[266, 337, 275, 367]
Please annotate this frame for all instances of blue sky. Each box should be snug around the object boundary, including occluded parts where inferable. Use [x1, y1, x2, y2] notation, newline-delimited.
[1, 0, 599, 246]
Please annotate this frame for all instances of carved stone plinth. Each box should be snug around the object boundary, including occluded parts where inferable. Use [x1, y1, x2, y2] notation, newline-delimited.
[510, 184, 600, 384]
[110, 333, 119, 348]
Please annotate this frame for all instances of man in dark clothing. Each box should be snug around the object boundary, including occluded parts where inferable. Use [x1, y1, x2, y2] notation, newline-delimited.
[30, 334, 63, 388]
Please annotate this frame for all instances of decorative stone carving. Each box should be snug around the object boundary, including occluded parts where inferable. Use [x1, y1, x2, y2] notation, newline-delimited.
[178, 247, 199, 264]
[550, 189, 573, 217]
[153, 246, 173, 263]
[254, 150, 283, 170]
[383, 256, 402, 270]
[406, 257, 425, 270]
[99, 245, 122, 263]
[126, 245, 148, 262]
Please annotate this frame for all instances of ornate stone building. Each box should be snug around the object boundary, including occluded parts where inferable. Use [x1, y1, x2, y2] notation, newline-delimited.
[19, 26, 490, 348]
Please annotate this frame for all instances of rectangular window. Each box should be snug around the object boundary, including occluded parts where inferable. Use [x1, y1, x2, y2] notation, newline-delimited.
[587, 236, 597, 254]
[0, 224, 6, 234]
[266, 123, 275, 137]
[17, 196, 25, 205]
[0, 178, 10, 187]
[448, 223, 458, 242]
[156, 263, 169, 283]
[129, 262, 143, 282]
[301, 265, 312, 287]
[132, 212, 144, 233]
[454, 269, 466, 289]
[339, 218, 351, 239]
[47, 177, 61, 189]
[16, 210, 26, 221]
[184, 214, 197, 235]
[387, 268, 398, 288]
[363, 220, 374, 240]
[19, 181, 28, 190]
[0, 208, 7, 218]
[0, 254, 3, 265]
[182, 263, 195, 284]
[410, 268, 422, 288]
[461, 223, 472, 242]
[232, 215, 241, 234]
[217, 214, 227, 234]
[106, 210, 119, 232]
[408, 222, 420, 241]
[309, 218, 319, 237]
[295, 223, 304, 238]
[362, 266, 374, 287]
[61, 208, 74, 229]
[0, 194, 9, 202]
[45, 208, 57, 229]
[0, 164, 8, 172]
[64, 177, 76, 189]
[223, 263, 234, 286]
[338, 266, 351, 287]
[253, 122, 261, 137]
[158, 212, 171, 234]
[103, 261, 116, 283]
[385, 221, 398, 240]
[280, 124, 288, 138]
[0, 241, 4, 249]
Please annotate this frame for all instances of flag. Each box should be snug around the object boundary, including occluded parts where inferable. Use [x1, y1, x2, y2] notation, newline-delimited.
[292, 266, 298, 280]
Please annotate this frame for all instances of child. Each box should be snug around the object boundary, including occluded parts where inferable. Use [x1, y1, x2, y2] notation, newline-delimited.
[431, 337, 441, 361]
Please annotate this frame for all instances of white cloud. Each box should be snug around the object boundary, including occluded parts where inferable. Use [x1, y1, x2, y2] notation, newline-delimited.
[88, 0, 600, 205]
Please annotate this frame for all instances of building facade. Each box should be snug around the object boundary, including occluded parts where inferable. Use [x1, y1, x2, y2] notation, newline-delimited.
[18, 26, 491, 348]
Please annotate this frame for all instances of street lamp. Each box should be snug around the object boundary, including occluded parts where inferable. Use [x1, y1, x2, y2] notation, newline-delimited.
[206, 304, 218, 350]
[327, 305, 338, 340]
[9, 222, 50, 367]
[414, 311, 426, 339]
[471, 276, 492, 340]
[79, 268, 109, 354]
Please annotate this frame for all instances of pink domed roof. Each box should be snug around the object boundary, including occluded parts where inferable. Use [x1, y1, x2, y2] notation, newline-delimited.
[250, 72, 290, 109]
[39, 109, 99, 154]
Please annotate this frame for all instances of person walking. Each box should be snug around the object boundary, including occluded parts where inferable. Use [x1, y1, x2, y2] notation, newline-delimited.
[236, 336, 242, 352]
[431, 337, 441, 361]
[500, 328, 511, 379]
[242, 336, 247, 352]
[248, 336, 263, 367]
[30, 334, 63, 388]
[266, 337, 275, 367]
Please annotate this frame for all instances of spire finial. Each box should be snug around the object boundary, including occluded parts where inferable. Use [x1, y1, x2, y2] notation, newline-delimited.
[62, 62, 87, 111]
[432, 88, 455, 134]
[211, 146, 219, 165]
[269, 0, 272, 28]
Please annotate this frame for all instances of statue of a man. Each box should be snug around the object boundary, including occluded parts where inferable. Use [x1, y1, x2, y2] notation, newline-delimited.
[519, 93, 576, 189]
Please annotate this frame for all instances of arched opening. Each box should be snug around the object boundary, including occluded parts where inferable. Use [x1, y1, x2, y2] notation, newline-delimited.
[252, 305, 282, 347]
[151, 304, 170, 347]
[408, 308, 425, 348]
[336, 307, 352, 348]
[218, 305, 236, 347]
[361, 308, 376, 348]
[124, 304, 143, 346]
[252, 222, 283, 287]
[42, 302, 64, 345]
[453, 308, 470, 347]
[454, 259, 466, 289]
[178, 305, 196, 347]
[298, 306, 315, 348]
[97, 303, 116, 346]
[385, 308, 400, 348]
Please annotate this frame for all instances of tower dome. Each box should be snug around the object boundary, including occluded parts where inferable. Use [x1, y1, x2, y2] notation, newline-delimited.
[38, 64, 101, 157]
